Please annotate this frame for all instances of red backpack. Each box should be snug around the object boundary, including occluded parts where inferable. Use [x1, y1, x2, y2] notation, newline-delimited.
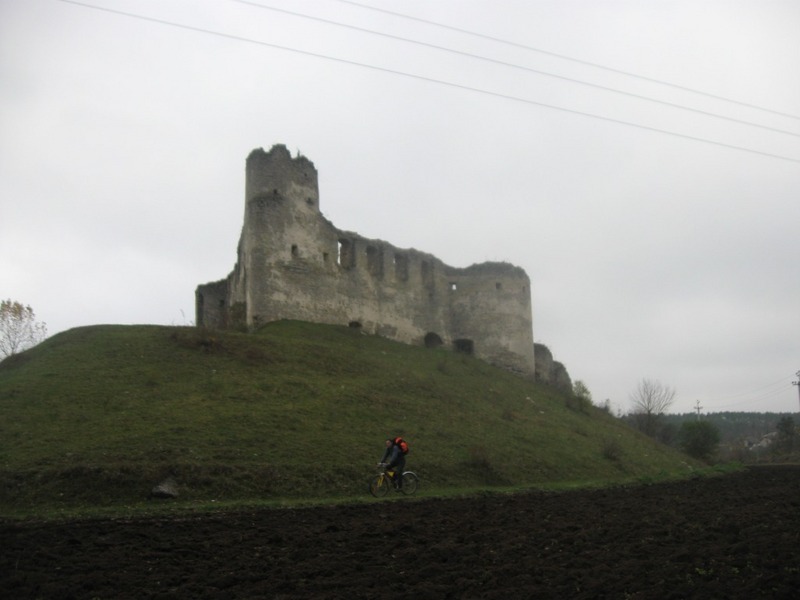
[394, 437, 409, 455]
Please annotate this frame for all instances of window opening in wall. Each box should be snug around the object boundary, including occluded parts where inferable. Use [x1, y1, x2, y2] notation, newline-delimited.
[394, 253, 409, 282]
[424, 332, 443, 348]
[366, 245, 382, 277]
[306, 197, 315, 207]
[454, 339, 474, 355]
[348, 321, 362, 329]
[338, 239, 355, 269]
[291, 244, 299, 257]
[323, 252, 329, 263]
[450, 282, 458, 291]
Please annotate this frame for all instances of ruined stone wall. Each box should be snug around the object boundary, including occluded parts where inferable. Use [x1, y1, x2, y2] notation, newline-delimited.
[534, 343, 572, 393]
[197, 145, 535, 376]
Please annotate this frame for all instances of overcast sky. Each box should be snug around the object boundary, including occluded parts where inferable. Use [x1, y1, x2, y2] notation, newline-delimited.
[2, 0, 799, 414]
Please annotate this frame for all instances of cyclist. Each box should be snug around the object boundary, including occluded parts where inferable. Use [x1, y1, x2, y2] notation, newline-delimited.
[378, 438, 406, 490]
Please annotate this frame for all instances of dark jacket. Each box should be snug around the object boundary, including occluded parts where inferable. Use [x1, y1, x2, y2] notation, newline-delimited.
[381, 443, 406, 471]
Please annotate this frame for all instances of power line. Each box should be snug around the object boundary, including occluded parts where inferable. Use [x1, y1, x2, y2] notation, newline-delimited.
[334, 0, 800, 122]
[709, 391, 793, 411]
[689, 374, 798, 411]
[705, 374, 794, 402]
[56, 0, 800, 164]
[233, 0, 800, 139]
[705, 381, 796, 411]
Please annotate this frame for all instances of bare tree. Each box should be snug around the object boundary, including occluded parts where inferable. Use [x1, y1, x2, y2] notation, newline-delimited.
[0, 299, 48, 358]
[629, 378, 676, 438]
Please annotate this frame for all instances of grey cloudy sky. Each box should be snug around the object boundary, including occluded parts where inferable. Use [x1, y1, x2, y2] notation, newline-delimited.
[2, 0, 799, 414]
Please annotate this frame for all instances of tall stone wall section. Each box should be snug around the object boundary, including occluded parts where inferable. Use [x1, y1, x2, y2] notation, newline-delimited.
[534, 343, 573, 393]
[196, 145, 535, 377]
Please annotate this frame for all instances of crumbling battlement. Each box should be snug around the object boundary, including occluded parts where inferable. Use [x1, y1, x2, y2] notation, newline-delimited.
[196, 144, 536, 376]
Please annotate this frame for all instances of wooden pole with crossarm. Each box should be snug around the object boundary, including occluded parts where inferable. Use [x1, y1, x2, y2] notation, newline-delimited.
[792, 370, 800, 412]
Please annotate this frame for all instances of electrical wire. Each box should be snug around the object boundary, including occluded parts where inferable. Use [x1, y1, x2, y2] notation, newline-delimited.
[56, 0, 800, 164]
[233, 0, 800, 139]
[707, 385, 794, 411]
[333, 0, 800, 122]
[705, 375, 794, 402]
[701, 375, 798, 411]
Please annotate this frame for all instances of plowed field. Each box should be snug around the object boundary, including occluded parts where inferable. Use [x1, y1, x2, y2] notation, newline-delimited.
[3, 465, 799, 599]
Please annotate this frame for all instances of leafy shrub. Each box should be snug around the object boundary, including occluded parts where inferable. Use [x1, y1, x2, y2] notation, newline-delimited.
[602, 439, 623, 461]
[679, 421, 720, 461]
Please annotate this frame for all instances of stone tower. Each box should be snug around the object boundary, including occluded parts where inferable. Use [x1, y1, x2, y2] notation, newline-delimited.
[197, 144, 536, 377]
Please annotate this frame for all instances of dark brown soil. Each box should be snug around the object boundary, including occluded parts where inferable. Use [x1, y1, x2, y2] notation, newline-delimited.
[3, 465, 799, 599]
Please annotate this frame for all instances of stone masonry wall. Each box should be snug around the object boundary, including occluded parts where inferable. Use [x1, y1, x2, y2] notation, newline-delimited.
[197, 145, 536, 377]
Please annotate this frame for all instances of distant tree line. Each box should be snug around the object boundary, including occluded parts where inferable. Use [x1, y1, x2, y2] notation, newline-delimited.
[610, 377, 800, 463]
[659, 412, 797, 447]
[553, 374, 796, 463]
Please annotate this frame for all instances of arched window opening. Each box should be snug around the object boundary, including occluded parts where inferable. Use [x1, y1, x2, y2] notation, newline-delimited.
[424, 332, 443, 348]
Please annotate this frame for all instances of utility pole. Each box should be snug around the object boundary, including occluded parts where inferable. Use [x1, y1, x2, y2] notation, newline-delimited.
[694, 399, 702, 420]
[793, 370, 800, 412]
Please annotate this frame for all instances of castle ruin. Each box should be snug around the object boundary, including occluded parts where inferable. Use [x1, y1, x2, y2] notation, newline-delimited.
[196, 144, 536, 377]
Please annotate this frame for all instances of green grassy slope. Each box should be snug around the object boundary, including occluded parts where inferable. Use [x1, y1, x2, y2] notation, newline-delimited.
[0, 322, 702, 515]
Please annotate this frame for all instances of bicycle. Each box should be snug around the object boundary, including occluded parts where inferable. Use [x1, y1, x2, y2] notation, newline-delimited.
[369, 464, 419, 497]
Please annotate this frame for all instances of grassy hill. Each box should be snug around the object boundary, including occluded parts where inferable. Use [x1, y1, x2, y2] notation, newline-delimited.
[0, 322, 706, 517]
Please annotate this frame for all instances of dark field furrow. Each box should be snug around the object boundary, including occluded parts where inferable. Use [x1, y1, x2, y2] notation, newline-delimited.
[2, 466, 799, 599]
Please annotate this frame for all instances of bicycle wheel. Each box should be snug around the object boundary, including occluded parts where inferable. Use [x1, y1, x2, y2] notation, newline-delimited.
[369, 474, 389, 498]
[401, 471, 419, 495]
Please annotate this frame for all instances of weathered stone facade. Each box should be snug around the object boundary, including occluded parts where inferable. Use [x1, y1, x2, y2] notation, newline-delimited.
[196, 144, 536, 376]
[534, 343, 573, 393]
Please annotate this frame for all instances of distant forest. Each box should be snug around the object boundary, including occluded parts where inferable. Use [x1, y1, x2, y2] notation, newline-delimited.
[661, 412, 796, 445]
[619, 411, 798, 462]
